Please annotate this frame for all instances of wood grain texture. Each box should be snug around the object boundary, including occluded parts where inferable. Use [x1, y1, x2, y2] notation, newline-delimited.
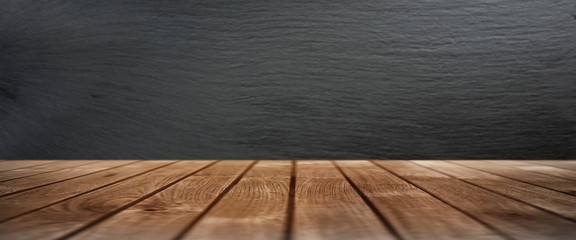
[335, 160, 504, 240]
[0, 160, 165, 222]
[486, 160, 576, 182]
[0, 161, 60, 173]
[0, 161, 100, 182]
[0, 161, 214, 240]
[449, 161, 576, 195]
[413, 161, 576, 221]
[0, 160, 575, 240]
[0, 160, 136, 197]
[375, 161, 576, 240]
[526, 161, 576, 171]
[181, 161, 291, 240]
[68, 160, 254, 240]
[293, 161, 395, 240]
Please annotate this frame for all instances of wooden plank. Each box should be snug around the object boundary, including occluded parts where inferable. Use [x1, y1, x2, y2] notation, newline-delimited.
[0, 160, 169, 222]
[0, 160, 137, 197]
[67, 160, 254, 240]
[335, 160, 504, 240]
[0, 161, 215, 240]
[293, 161, 395, 240]
[486, 161, 576, 182]
[449, 161, 576, 195]
[527, 161, 576, 172]
[374, 161, 576, 240]
[0, 161, 60, 173]
[180, 161, 291, 240]
[0, 160, 102, 182]
[414, 161, 576, 221]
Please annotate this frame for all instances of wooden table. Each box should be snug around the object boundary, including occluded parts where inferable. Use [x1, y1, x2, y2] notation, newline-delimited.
[0, 160, 575, 240]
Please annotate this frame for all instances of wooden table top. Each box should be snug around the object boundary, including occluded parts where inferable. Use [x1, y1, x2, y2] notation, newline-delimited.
[0, 160, 575, 240]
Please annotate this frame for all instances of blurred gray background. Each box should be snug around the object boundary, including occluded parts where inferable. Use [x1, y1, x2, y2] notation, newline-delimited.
[1, 0, 575, 159]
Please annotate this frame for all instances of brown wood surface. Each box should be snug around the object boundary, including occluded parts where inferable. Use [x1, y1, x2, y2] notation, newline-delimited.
[526, 161, 576, 172]
[0, 161, 60, 173]
[449, 160, 576, 195]
[0, 161, 213, 240]
[413, 161, 576, 221]
[181, 161, 290, 240]
[293, 161, 395, 240]
[486, 160, 576, 182]
[68, 160, 253, 240]
[0, 161, 100, 182]
[0, 160, 575, 240]
[0, 161, 164, 222]
[335, 160, 504, 240]
[0, 160, 137, 197]
[375, 161, 576, 240]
